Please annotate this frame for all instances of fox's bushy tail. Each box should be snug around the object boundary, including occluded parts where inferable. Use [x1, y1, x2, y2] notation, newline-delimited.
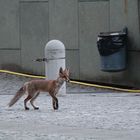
[8, 86, 25, 107]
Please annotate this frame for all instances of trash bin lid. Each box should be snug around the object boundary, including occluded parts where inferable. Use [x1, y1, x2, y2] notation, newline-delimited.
[98, 31, 126, 37]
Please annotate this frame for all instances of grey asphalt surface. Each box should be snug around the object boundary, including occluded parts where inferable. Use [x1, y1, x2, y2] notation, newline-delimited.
[0, 73, 140, 140]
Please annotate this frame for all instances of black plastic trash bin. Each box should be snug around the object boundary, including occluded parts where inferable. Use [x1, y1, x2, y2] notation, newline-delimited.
[97, 29, 127, 72]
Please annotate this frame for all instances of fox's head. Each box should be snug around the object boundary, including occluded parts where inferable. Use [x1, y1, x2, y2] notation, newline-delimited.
[59, 67, 70, 82]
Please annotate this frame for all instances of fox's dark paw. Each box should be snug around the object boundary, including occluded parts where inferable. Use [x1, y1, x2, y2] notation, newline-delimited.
[53, 106, 59, 110]
[25, 107, 30, 110]
[34, 107, 39, 110]
[54, 108, 58, 110]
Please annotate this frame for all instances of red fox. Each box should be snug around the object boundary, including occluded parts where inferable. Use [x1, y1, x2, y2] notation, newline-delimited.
[8, 67, 69, 110]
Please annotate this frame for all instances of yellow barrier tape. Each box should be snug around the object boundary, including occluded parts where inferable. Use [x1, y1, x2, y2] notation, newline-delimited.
[0, 70, 45, 79]
[0, 69, 140, 93]
[70, 80, 140, 93]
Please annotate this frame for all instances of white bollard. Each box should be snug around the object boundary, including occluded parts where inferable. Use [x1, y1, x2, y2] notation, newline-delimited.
[45, 40, 66, 95]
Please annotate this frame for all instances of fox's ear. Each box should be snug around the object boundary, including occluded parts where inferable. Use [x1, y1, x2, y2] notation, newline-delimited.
[59, 67, 63, 74]
[66, 68, 69, 74]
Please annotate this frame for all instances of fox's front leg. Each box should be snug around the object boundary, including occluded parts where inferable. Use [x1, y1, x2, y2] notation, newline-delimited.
[50, 92, 58, 110]
[52, 98, 59, 110]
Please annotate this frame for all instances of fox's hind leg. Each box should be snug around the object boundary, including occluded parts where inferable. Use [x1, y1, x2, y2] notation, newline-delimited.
[30, 92, 40, 110]
[24, 95, 32, 110]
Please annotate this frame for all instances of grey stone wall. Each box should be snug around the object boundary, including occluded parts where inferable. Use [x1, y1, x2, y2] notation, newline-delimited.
[0, 0, 140, 87]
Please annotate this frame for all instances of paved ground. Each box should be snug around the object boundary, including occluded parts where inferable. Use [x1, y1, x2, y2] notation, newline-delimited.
[0, 73, 140, 140]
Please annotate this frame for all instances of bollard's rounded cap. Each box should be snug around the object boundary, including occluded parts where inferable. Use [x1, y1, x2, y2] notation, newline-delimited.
[45, 40, 65, 59]
[45, 40, 65, 51]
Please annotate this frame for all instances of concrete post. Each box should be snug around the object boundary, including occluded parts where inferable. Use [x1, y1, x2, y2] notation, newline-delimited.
[45, 40, 66, 95]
